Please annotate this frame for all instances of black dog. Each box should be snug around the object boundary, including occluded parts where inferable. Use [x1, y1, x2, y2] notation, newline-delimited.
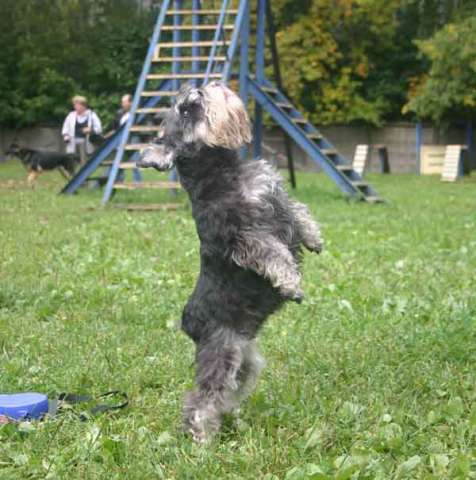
[139, 82, 323, 443]
[6, 142, 79, 187]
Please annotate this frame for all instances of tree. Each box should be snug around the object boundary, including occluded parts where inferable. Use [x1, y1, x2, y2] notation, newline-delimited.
[270, 0, 420, 126]
[0, 0, 155, 128]
[405, 15, 476, 123]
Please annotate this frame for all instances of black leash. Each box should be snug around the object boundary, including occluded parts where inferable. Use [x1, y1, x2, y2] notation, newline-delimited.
[48, 391, 129, 421]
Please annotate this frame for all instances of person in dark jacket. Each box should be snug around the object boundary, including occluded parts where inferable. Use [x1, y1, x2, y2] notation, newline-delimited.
[112, 94, 143, 183]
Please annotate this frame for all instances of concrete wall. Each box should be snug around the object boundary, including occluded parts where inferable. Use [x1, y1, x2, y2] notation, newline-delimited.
[265, 123, 474, 173]
[0, 126, 64, 162]
[1, 123, 474, 173]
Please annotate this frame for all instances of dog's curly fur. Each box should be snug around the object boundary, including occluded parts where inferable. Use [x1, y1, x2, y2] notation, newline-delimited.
[139, 82, 323, 443]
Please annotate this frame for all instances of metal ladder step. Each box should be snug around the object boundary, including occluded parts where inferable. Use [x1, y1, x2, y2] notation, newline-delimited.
[166, 9, 238, 15]
[321, 148, 338, 156]
[277, 102, 293, 109]
[153, 56, 227, 62]
[291, 118, 308, 125]
[306, 132, 323, 140]
[261, 86, 278, 95]
[141, 91, 179, 97]
[125, 144, 152, 151]
[158, 41, 229, 48]
[336, 164, 353, 171]
[114, 181, 181, 190]
[351, 180, 368, 187]
[102, 162, 139, 169]
[161, 24, 234, 31]
[147, 73, 222, 80]
[136, 108, 170, 114]
[130, 125, 162, 132]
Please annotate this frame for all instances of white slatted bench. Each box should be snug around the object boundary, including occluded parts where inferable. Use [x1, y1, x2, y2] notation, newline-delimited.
[352, 144, 369, 177]
[441, 145, 468, 182]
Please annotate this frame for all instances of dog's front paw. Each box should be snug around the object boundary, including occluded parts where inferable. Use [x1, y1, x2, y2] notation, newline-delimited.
[279, 285, 304, 304]
[307, 237, 324, 254]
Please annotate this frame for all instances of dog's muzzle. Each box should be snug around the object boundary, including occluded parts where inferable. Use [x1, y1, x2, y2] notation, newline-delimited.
[137, 144, 174, 171]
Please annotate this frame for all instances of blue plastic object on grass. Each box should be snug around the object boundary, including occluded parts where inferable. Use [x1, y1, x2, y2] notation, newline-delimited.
[0, 393, 49, 421]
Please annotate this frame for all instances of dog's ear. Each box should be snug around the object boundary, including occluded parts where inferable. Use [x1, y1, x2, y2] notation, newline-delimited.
[137, 143, 176, 171]
[202, 83, 252, 150]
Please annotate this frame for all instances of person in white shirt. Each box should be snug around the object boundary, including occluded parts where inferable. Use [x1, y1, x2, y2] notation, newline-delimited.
[62, 96, 102, 165]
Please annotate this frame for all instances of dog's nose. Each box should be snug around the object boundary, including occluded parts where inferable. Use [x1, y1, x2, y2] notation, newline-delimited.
[188, 90, 201, 102]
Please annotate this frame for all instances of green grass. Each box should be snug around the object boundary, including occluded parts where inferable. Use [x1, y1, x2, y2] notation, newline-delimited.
[0, 161, 475, 479]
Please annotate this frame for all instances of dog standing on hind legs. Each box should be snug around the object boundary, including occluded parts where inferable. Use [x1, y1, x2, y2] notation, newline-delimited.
[139, 81, 323, 443]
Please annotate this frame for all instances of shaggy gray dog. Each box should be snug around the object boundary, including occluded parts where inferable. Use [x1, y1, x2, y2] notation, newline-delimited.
[138, 82, 323, 443]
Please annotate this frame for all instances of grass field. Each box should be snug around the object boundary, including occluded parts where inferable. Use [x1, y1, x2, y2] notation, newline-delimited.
[0, 161, 475, 479]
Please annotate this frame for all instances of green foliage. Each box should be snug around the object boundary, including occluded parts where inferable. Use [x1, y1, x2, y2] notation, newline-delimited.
[406, 15, 476, 123]
[272, 0, 416, 126]
[0, 0, 154, 128]
[1, 0, 476, 128]
[0, 164, 476, 478]
[271, 0, 476, 125]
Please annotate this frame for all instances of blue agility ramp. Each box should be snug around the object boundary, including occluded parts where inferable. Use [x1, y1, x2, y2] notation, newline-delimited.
[62, 0, 382, 204]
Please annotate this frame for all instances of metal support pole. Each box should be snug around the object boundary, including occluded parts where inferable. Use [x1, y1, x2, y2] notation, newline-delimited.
[239, 1, 249, 159]
[466, 121, 474, 170]
[253, 0, 266, 160]
[173, 0, 182, 93]
[416, 122, 423, 175]
[192, 0, 200, 88]
[266, 0, 296, 188]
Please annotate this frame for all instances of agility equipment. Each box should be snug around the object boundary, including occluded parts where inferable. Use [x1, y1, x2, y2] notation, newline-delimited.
[63, 0, 382, 204]
[441, 145, 469, 182]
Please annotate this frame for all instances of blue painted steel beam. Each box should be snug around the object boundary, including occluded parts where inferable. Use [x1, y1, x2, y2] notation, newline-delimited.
[223, 0, 248, 82]
[416, 122, 423, 175]
[192, 0, 201, 88]
[61, 128, 123, 195]
[249, 78, 360, 198]
[466, 121, 474, 170]
[204, 0, 229, 85]
[256, 0, 266, 83]
[173, 0, 182, 93]
[253, 0, 266, 159]
[102, 0, 171, 205]
[239, 0, 249, 158]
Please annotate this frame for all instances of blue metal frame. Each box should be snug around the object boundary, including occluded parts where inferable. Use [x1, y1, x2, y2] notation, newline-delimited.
[62, 81, 172, 195]
[192, 0, 201, 88]
[101, 0, 171, 205]
[253, 0, 266, 159]
[204, 0, 229, 84]
[249, 77, 372, 198]
[416, 122, 423, 175]
[223, 0, 248, 82]
[239, 1, 249, 159]
[64, 0, 382, 204]
[173, 0, 182, 93]
[466, 121, 474, 170]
